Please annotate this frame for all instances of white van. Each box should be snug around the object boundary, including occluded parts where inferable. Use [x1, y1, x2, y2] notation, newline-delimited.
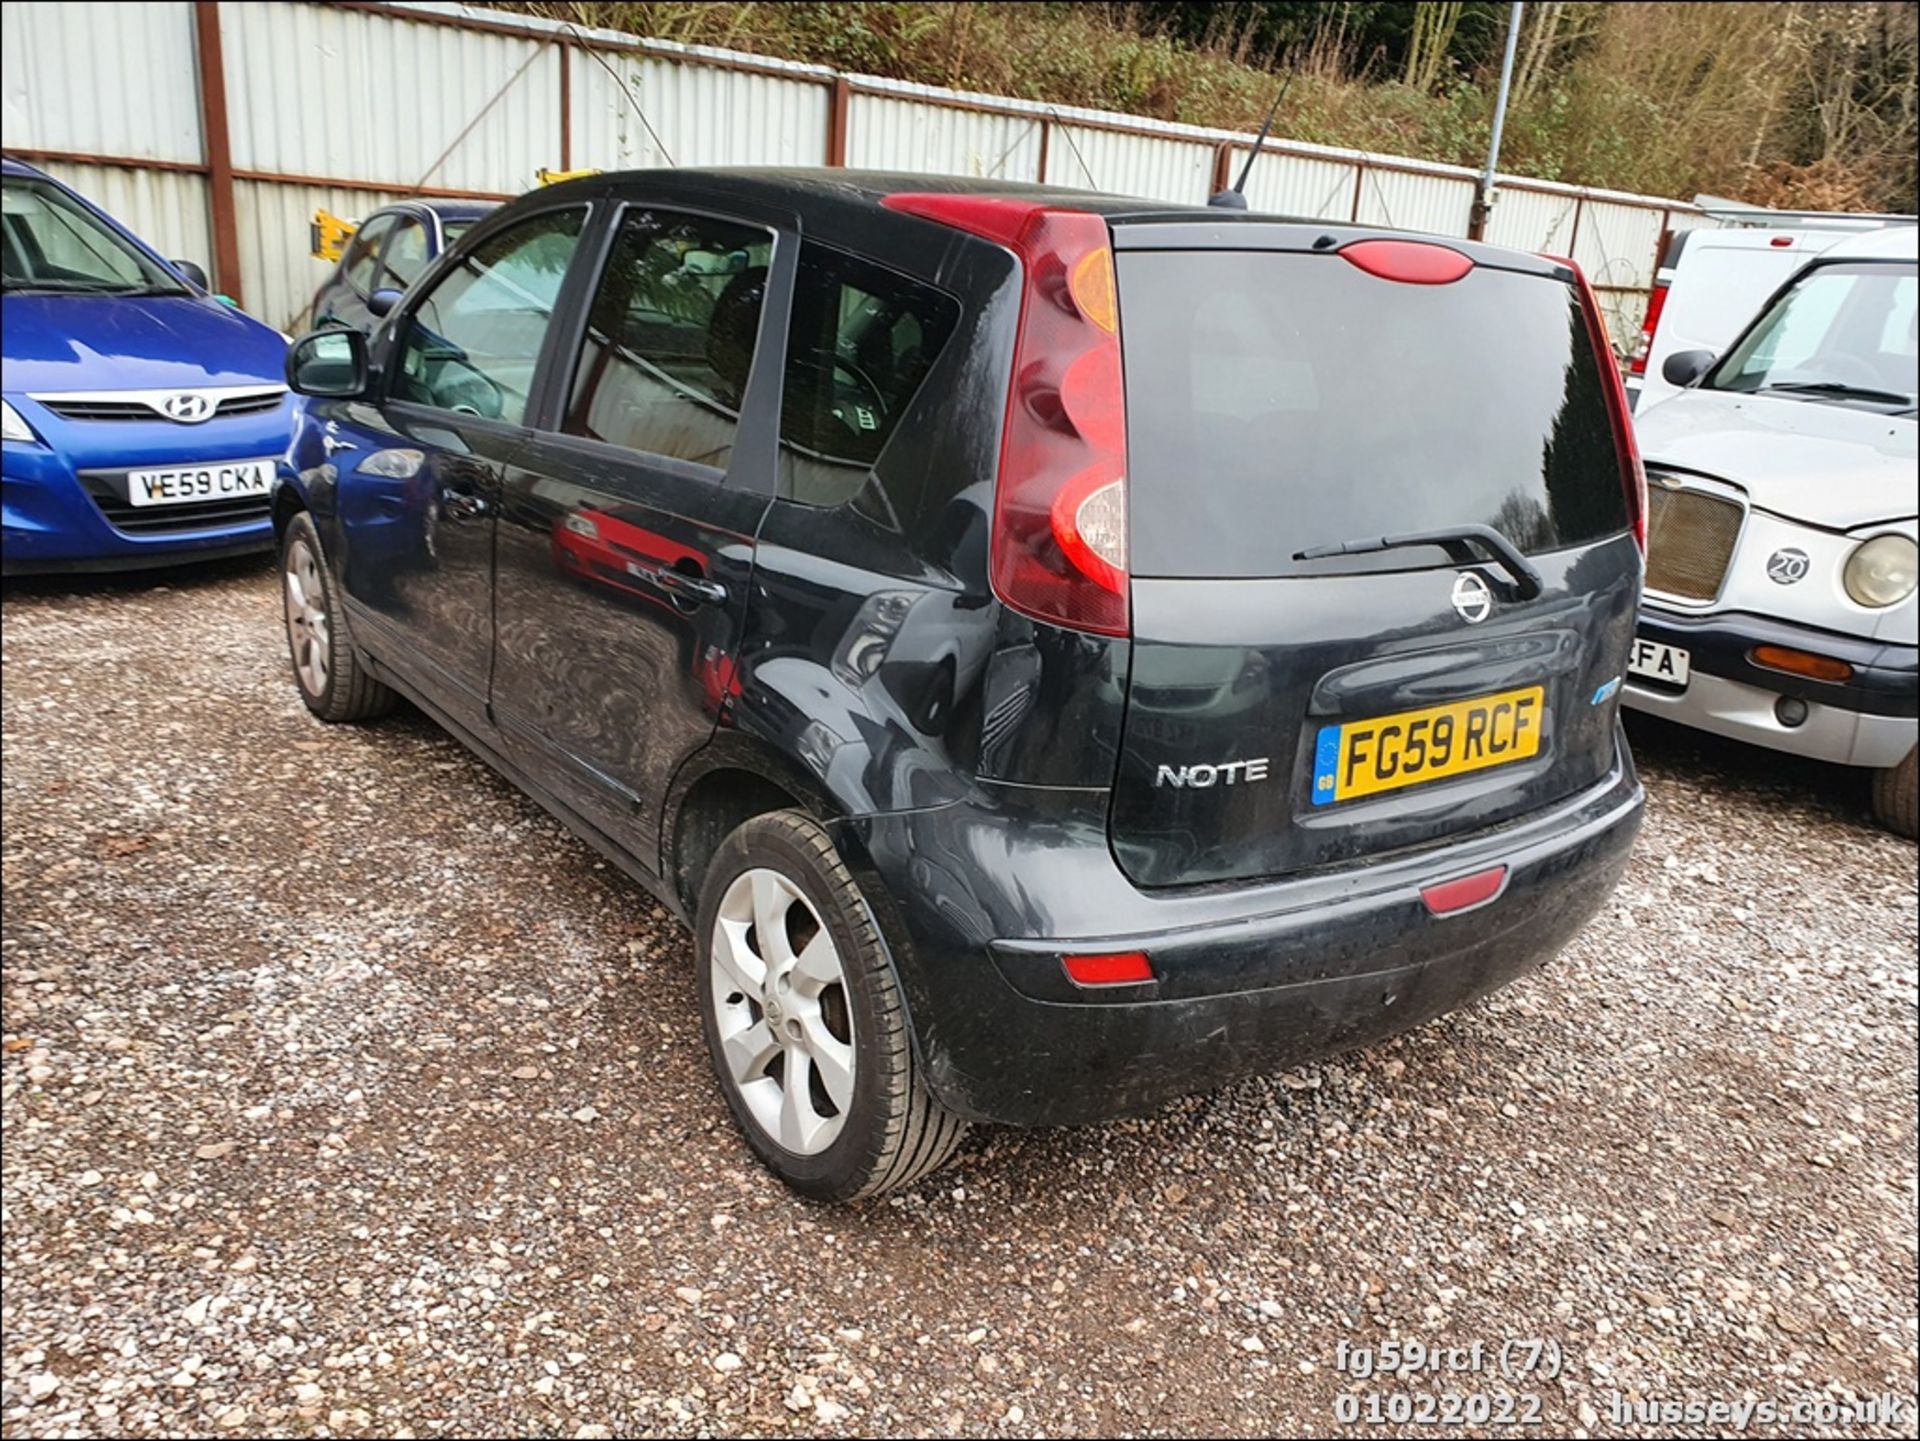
[1625, 226, 1918, 835]
[1629, 219, 1902, 411]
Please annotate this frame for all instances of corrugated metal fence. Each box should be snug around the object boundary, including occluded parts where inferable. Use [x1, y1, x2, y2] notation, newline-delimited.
[2, 0, 1712, 338]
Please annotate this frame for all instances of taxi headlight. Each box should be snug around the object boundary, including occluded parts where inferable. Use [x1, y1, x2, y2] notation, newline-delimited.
[1844, 534, 1918, 608]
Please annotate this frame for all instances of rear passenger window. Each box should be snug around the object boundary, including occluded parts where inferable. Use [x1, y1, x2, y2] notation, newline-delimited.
[562, 209, 774, 473]
[778, 242, 960, 506]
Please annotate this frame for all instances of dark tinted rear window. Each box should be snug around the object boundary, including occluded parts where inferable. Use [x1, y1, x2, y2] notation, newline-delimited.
[778, 240, 960, 507]
[1117, 251, 1628, 579]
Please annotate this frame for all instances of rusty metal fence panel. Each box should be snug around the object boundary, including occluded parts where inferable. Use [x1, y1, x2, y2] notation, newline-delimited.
[1355, 165, 1477, 236]
[1043, 124, 1213, 202]
[1486, 186, 1581, 256]
[1, 0, 204, 164]
[1238, 150, 1364, 221]
[572, 51, 832, 171]
[846, 88, 1041, 181]
[224, 0, 559, 194]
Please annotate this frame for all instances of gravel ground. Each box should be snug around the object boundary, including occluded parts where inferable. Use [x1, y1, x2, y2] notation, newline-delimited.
[3, 558, 1916, 1439]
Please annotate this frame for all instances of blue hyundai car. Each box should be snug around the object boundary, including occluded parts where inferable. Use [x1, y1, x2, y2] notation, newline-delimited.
[2, 157, 293, 574]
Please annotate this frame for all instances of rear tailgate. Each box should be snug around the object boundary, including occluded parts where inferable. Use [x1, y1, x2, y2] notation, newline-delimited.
[1109, 228, 1642, 887]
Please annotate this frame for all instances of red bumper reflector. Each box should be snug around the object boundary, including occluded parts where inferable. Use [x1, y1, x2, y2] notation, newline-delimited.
[1421, 865, 1508, 916]
[1061, 951, 1154, 986]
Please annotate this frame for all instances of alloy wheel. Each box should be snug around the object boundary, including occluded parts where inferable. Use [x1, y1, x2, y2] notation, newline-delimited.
[708, 868, 856, 1155]
[284, 537, 331, 698]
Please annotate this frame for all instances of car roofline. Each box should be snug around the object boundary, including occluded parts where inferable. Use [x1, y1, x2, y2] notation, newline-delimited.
[526, 166, 1569, 275]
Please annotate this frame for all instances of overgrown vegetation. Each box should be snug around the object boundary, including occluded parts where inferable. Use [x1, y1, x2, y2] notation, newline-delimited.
[514, 1, 1918, 211]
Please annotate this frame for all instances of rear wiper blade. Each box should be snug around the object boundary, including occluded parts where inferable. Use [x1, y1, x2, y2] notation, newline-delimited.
[1296, 523, 1545, 600]
[1761, 381, 1913, 405]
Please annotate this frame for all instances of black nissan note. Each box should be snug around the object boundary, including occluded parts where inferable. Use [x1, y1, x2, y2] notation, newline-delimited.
[275, 169, 1647, 1200]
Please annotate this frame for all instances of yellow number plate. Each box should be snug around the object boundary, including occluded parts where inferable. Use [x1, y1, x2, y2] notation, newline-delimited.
[1312, 686, 1546, 806]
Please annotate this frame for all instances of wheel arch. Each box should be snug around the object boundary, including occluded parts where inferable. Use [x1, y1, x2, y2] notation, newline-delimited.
[667, 736, 961, 1177]
[663, 734, 840, 916]
[270, 480, 307, 542]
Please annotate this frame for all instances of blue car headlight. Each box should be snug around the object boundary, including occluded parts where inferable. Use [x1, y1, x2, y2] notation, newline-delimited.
[2, 399, 42, 445]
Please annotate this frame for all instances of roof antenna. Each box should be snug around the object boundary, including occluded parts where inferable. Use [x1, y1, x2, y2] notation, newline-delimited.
[1210, 68, 1295, 210]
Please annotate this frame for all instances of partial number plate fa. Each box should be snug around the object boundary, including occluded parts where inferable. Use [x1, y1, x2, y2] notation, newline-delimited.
[1313, 685, 1546, 806]
[125, 457, 275, 508]
[1627, 636, 1691, 688]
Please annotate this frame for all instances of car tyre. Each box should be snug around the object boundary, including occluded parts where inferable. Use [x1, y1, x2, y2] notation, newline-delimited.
[695, 809, 968, 1200]
[281, 511, 396, 724]
[1871, 747, 1917, 839]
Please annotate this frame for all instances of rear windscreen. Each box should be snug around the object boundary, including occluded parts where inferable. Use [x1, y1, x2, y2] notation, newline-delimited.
[1117, 250, 1628, 579]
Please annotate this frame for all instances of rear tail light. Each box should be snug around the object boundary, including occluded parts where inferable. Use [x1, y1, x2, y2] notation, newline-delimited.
[1060, 951, 1154, 986]
[1547, 254, 1647, 554]
[882, 193, 1130, 636]
[1629, 281, 1669, 377]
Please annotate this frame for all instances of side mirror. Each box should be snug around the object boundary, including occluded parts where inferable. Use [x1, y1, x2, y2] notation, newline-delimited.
[286, 329, 369, 398]
[171, 259, 210, 290]
[1662, 349, 1715, 388]
[367, 287, 404, 318]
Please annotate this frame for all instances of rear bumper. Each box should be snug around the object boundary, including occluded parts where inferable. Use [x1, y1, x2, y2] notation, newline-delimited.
[1622, 608, 1917, 768]
[838, 742, 1643, 1127]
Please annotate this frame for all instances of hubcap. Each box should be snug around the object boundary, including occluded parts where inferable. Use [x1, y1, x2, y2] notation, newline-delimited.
[283, 537, 330, 698]
[709, 868, 855, 1156]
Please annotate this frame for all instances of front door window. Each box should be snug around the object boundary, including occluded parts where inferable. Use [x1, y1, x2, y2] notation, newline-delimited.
[393, 208, 586, 424]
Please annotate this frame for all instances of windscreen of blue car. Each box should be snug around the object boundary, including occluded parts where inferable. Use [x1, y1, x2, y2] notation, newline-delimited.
[1, 177, 185, 295]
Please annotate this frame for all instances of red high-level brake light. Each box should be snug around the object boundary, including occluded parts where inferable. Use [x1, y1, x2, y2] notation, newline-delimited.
[1338, 238, 1474, 285]
[882, 193, 1130, 636]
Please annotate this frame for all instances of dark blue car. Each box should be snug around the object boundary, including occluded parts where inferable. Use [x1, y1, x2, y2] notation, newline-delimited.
[310, 199, 494, 336]
[2, 157, 293, 574]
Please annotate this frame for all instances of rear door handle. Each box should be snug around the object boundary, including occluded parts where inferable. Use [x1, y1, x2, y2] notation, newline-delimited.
[647, 569, 728, 606]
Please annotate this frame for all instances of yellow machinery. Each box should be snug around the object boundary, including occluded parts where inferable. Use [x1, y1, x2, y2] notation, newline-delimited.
[309, 209, 358, 263]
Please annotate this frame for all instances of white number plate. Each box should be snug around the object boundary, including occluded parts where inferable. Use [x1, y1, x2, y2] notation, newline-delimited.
[126, 458, 275, 507]
[1628, 636, 1691, 687]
